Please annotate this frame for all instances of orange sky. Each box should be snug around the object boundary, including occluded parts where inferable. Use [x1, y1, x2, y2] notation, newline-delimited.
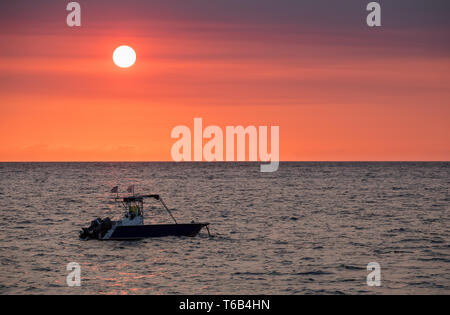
[0, 1, 449, 161]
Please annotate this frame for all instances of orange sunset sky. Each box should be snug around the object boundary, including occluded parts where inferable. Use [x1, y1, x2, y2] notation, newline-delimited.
[0, 0, 449, 161]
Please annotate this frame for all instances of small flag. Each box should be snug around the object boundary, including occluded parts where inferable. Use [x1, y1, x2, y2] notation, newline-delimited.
[127, 185, 135, 193]
[110, 186, 118, 193]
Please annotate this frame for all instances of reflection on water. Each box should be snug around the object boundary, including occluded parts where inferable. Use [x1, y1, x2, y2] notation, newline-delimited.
[0, 162, 449, 294]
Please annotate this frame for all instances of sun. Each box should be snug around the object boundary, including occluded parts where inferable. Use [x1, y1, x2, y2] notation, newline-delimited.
[113, 45, 136, 68]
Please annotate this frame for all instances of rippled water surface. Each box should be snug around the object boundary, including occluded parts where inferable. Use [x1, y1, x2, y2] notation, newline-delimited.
[0, 162, 449, 294]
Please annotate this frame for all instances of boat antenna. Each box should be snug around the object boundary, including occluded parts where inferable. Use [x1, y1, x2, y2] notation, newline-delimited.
[159, 197, 178, 224]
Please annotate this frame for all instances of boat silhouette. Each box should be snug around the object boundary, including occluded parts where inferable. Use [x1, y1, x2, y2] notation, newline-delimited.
[79, 191, 210, 240]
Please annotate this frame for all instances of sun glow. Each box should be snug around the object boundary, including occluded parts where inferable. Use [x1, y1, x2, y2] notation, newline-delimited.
[113, 45, 136, 68]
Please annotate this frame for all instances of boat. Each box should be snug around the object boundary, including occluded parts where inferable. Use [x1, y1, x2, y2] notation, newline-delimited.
[79, 189, 210, 240]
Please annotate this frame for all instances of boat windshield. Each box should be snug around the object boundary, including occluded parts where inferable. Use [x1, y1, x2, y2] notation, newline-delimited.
[117, 198, 144, 218]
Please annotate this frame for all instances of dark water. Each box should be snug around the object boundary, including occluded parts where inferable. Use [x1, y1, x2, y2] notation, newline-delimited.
[0, 162, 449, 294]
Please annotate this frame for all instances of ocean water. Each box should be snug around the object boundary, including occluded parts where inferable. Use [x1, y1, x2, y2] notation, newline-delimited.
[0, 162, 448, 295]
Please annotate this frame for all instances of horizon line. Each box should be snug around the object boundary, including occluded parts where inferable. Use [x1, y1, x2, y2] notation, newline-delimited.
[0, 160, 448, 163]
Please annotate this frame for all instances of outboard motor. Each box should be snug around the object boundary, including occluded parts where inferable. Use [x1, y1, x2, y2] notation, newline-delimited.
[79, 217, 113, 240]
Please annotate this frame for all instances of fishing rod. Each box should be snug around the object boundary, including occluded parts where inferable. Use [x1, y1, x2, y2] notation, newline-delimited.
[159, 197, 178, 224]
